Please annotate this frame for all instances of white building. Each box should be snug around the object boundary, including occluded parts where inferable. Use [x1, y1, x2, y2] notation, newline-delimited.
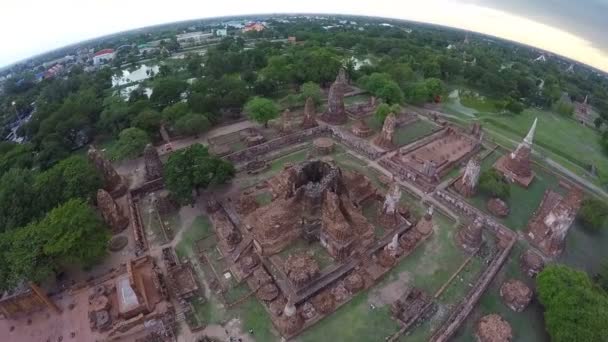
[93, 49, 116, 65]
[215, 28, 228, 37]
[176, 31, 213, 46]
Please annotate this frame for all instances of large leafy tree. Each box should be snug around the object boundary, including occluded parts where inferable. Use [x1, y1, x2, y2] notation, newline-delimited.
[4, 223, 55, 287]
[537, 265, 608, 342]
[174, 113, 210, 137]
[112, 127, 150, 160]
[578, 198, 608, 232]
[150, 77, 188, 109]
[245, 97, 279, 128]
[478, 169, 510, 200]
[34, 155, 102, 212]
[360, 73, 404, 104]
[164, 144, 235, 204]
[39, 199, 109, 267]
[0, 168, 40, 232]
[132, 109, 162, 136]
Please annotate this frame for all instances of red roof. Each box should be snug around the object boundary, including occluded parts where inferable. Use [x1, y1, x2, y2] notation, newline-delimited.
[94, 49, 115, 57]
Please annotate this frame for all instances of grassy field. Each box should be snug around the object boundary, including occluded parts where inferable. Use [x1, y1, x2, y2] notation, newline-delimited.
[174, 144, 506, 341]
[394, 120, 437, 146]
[463, 151, 562, 231]
[453, 243, 550, 342]
[298, 208, 485, 342]
[442, 95, 608, 186]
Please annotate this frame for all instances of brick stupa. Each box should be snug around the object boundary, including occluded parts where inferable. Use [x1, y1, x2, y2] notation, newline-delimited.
[494, 118, 537, 187]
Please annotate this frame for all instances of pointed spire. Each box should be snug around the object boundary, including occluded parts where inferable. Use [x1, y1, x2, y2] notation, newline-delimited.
[523, 118, 537, 146]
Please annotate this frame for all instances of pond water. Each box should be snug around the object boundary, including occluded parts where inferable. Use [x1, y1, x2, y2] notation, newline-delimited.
[112, 64, 159, 87]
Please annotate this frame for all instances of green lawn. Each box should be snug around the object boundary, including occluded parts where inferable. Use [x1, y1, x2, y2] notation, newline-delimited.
[394, 120, 437, 146]
[442, 98, 607, 186]
[464, 155, 562, 231]
[453, 243, 549, 342]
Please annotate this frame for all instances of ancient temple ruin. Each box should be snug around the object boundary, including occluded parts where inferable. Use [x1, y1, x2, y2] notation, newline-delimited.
[495, 118, 537, 187]
[88, 146, 127, 197]
[0, 282, 60, 319]
[520, 249, 545, 277]
[351, 119, 373, 138]
[321, 70, 348, 125]
[378, 179, 402, 228]
[301, 97, 318, 129]
[456, 218, 484, 253]
[500, 279, 532, 312]
[245, 160, 374, 259]
[454, 156, 481, 197]
[526, 186, 583, 257]
[206, 158, 430, 338]
[97, 189, 129, 233]
[143, 144, 163, 181]
[374, 113, 396, 149]
[476, 314, 513, 342]
[388, 126, 481, 185]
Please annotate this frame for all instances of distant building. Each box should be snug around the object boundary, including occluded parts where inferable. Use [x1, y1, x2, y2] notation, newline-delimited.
[93, 49, 116, 65]
[44, 64, 64, 79]
[42, 55, 74, 69]
[176, 31, 213, 46]
[242, 22, 265, 33]
[215, 28, 228, 37]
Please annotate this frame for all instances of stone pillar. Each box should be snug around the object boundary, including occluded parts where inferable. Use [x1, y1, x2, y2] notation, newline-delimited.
[373, 113, 396, 149]
[379, 180, 401, 228]
[97, 189, 129, 233]
[457, 218, 484, 253]
[301, 97, 318, 129]
[88, 146, 127, 197]
[143, 144, 163, 181]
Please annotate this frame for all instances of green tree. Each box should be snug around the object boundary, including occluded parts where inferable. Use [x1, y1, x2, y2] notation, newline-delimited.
[98, 96, 131, 135]
[164, 144, 235, 204]
[360, 73, 404, 104]
[174, 113, 210, 137]
[537, 264, 608, 342]
[245, 97, 279, 128]
[0, 168, 40, 232]
[424, 78, 444, 98]
[578, 198, 608, 232]
[374, 103, 401, 125]
[40, 199, 109, 267]
[150, 77, 187, 109]
[479, 169, 510, 199]
[5, 223, 54, 287]
[113, 127, 150, 160]
[553, 99, 575, 116]
[506, 98, 525, 114]
[35, 155, 102, 212]
[162, 102, 190, 124]
[132, 109, 162, 136]
[300, 82, 322, 105]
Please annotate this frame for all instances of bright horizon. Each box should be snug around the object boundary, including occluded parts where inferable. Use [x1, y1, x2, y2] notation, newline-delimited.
[3, 0, 608, 72]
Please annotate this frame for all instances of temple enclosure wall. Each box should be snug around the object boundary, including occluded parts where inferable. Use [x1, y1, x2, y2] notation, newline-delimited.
[223, 125, 384, 165]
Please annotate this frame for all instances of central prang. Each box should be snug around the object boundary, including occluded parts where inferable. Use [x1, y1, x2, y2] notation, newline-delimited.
[245, 160, 374, 260]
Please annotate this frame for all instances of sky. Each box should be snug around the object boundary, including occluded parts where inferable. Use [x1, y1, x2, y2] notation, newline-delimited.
[2, 0, 608, 72]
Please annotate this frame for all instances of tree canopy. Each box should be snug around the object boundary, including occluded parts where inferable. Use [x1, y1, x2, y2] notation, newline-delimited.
[164, 144, 235, 204]
[478, 169, 510, 200]
[112, 127, 150, 160]
[578, 198, 608, 232]
[537, 265, 608, 342]
[245, 97, 279, 127]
